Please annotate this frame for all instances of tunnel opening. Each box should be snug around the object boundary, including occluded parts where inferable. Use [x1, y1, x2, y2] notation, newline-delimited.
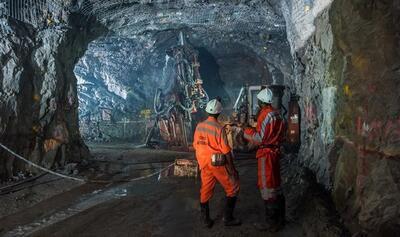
[75, 37, 155, 144]
[197, 45, 272, 113]
[74, 34, 278, 147]
[0, 0, 399, 236]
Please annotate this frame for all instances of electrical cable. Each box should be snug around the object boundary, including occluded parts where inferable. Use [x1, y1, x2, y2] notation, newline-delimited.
[177, 101, 194, 112]
[0, 143, 175, 185]
[0, 143, 85, 182]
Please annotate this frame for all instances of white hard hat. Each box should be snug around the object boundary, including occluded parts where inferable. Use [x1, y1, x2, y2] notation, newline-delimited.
[205, 99, 222, 114]
[257, 88, 273, 104]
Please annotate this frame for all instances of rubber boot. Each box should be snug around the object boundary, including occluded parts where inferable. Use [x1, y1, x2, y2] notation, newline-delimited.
[200, 202, 214, 228]
[267, 200, 282, 232]
[254, 200, 281, 232]
[277, 194, 286, 226]
[223, 196, 241, 226]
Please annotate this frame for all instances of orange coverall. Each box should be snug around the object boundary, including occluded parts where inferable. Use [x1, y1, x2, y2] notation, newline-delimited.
[244, 105, 285, 201]
[193, 117, 240, 203]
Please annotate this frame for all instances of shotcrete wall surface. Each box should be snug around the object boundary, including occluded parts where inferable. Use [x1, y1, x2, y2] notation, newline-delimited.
[284, 0, 400, 235]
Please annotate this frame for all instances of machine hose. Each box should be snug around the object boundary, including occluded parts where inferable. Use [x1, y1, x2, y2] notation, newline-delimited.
[178, 101, 195, 112]
[153, 88, 164, 115]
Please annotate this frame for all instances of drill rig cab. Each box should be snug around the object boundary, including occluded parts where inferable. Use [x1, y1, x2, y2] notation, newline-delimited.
[227, 85, 300, 152]
[233, 85, 286, 126]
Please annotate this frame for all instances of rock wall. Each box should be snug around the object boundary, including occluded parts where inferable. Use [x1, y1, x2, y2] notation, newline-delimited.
[0, 19, 35, 180]
[0, 15, 98, 180]
[286, 0, 400, 235]
[281, 0, 334, 53]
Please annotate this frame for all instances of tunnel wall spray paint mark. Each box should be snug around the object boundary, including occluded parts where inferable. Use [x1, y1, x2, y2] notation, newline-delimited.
[356, 115, 400, 149]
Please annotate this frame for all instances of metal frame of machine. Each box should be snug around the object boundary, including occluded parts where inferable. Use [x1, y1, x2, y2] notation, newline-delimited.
[147, 33, 300, 152]
[147, 32, 209, 150]
[229, 84, 300, 152]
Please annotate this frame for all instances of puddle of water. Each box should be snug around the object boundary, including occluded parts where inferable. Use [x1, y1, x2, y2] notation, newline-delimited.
[91, 189, 102, 194]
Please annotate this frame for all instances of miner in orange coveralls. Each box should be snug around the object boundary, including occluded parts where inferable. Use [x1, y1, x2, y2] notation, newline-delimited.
[193, 99, 241, 228]
[243, 88, 286, 232]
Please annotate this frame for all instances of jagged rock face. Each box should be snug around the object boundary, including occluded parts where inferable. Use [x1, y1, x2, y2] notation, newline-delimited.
[283, 0, 400, 235]
[73, 0, 292, 142]
[283, 3, 336, 188]
[74, 33, 278, 110]
[0, 19, 35, 179]
[281, 0, 334, 54]
[87, 0, 293, 78]
[330, 1, 400, 234]
[74, 35, 168, 142]
[75, 37, 158, 118]
[0, 17, 93, 179]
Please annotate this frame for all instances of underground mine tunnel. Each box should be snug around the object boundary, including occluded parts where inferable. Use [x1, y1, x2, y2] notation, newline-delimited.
[0, 0, 399, 236]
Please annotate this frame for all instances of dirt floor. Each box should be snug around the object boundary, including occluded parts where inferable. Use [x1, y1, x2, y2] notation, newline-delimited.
[0, 143, 348, 237]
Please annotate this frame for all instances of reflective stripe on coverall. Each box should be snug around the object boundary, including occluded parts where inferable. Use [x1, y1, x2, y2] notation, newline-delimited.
[193, 117, 240, 203]
[244, 106, 285, 201]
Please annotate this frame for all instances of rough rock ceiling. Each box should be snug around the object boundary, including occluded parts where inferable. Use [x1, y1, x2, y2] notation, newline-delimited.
[0, 0, 292, 76]
[76, 0, 292, 76]
[79, 0, 285, 34]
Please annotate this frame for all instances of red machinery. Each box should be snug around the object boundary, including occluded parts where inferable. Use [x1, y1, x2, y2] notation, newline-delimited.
[148, 32, 208, 150]
[146, 33, 300, 152]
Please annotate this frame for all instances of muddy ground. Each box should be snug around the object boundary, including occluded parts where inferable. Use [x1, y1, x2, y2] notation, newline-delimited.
[0, 143, 348, 237]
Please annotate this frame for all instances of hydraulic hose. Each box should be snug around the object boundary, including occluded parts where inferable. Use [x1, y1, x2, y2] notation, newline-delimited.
[153, 88, 164, 115]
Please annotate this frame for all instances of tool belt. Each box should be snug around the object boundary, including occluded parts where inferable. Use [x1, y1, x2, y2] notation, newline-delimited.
[211, 153, 226, 166]
[259, 144, 280, 149]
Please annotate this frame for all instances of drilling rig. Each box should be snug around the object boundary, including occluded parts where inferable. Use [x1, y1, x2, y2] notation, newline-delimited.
[146, 32, 300, 153]
[147, 32, 209, 150]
